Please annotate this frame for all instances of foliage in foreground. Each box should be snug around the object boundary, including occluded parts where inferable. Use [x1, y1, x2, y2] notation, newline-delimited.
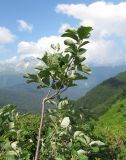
[0, 105, 39, 159]
[0, 104, 116, 160]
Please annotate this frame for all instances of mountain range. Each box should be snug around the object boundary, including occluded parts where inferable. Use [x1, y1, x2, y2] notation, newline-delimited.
[0, 65, 126, 112]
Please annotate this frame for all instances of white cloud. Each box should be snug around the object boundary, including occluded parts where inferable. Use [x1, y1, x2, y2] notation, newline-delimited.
[58, 23, 71, 34]
[18, 41, 40, 56]
[17, 19, 33, 32]
[0, 27, 15, 44]
[85, 39, 126, 66]
[56, 1, 126, 66]
[17, 36, 65, 57]
[5, 56, 17, 63]
[56, 1, 126, 39]
[0, 27, 15, 56]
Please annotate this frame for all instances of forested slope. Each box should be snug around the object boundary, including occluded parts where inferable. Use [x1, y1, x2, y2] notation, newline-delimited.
[76, 71, 126, 116]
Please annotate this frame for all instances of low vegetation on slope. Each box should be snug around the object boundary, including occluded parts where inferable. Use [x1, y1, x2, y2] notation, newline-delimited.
[95, 98, 126, 159]
[76, 71, 126, 117]
[74, 71, 126, 159]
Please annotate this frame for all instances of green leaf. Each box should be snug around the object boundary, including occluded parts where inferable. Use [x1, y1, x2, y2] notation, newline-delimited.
[11, 142, 18, 150]
[89, 140, 105, 146]
[51, 81, 63, 90]
[38, 70, 50, 78]
[64, 39, 75, 46]
[62, 29, 78, 41]
[62, 54, 70, 64]
[78, 55, 86, 62]
[58, 99, 69, 109]
[70, 73, 87, 80]
[78, 154, 88, 160]
[83, 134, 90, 144]
[77, 26, 92, 40]
[79, 65, 92, 74]
[74, 131, 83, 139]
[77, 149, 87, 155]
[79, 41, 89, 48]
[0, 105, 16, 115]
[9, 122, 14, 129]
[35, 66, 44, 70]
[61, 117, 70, 128]
[64, 39, 77, 54]
[74, 56, 86, 65]
[74, 132, 90, 145]
[24, 73, 40, 83]
[76, 137, 87, 145]
[78, 48, 87, 55]
[37, 84, 47, 89]
[92, 146, 99, 152]
[47, 100, 57, 107]
[42, 52, 49, 65]
[42, 77, 50, 86]
[65, 47, 75, 54]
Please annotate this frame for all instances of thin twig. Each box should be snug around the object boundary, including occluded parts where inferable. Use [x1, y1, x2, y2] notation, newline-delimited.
[34, 90, 51, 160]
[34, 99, 46, 160]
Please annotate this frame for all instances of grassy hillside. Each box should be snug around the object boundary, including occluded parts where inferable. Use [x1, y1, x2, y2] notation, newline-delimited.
[75, 71, 126, 159]
[95, 98, 126, 159]
[76, 71, 126, 116]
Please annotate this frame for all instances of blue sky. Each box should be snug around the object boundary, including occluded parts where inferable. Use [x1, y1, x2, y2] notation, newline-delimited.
[0, 0, 126, 72]
[0, 0, 124, 36]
